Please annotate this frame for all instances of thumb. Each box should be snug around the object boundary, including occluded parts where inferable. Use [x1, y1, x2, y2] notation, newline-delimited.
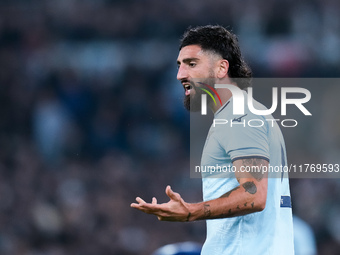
[166, 185, 180, 201]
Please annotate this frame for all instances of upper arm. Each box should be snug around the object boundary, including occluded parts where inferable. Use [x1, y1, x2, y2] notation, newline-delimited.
[233, 158, 269, 181]
[233, 158, 269, 210]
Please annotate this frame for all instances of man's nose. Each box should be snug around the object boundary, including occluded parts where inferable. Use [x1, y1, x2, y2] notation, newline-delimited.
[177, 65, 188, 81]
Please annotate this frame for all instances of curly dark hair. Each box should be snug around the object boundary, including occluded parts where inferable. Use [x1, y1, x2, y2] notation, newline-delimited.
[179, 25, 252, 89]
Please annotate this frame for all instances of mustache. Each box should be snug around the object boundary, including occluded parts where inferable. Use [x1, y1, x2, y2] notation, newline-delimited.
[181, 79, 197, 89]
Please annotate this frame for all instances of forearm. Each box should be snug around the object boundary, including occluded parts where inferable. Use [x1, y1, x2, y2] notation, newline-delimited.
[187, 179, 267, 221]
[131, 159, 269, 222]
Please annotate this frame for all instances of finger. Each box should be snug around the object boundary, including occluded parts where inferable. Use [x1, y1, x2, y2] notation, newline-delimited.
[152, 197, 157, 204]
[166, 185, 179, 201]
[136, 197, 146, 204]
[130, 202, 154, 209]
[131, 201, 160, 214]
[130, 203, 139, 208]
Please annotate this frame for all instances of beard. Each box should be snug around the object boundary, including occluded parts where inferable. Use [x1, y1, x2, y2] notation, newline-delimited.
[183, 81, 203, 112]
[183, 76, 216, 112]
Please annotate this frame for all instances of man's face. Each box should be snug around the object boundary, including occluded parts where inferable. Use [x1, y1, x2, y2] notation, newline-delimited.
[177, 45, 218, 111]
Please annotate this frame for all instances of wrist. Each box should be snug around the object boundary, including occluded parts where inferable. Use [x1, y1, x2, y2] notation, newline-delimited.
[186, 203, 202, 222]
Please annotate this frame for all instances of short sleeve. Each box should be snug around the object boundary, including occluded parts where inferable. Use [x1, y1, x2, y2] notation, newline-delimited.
[215, 114, 270, 163]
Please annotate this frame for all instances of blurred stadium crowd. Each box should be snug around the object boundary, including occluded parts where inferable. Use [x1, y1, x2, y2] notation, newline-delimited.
[0, 0, 340, 254]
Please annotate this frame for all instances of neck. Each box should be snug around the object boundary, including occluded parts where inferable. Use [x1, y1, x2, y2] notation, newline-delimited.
[208, 81, 239, 114]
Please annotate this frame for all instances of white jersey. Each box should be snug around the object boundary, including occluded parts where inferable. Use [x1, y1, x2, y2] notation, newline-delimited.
[200, 90, 294, 255]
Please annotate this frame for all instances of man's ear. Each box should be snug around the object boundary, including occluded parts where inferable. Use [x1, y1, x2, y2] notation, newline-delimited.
[217, 60, 229, 79]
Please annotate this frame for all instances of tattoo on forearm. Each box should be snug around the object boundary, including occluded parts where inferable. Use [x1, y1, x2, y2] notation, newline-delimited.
[216, 208, 232, 219]
[242, 181, 257, 194]
[251, 202, 254, 208]
[220, 186, 240, 198]
[241, 158, 266, 181]
[204, 204, 211, 217]
[244, 202, 247, 207]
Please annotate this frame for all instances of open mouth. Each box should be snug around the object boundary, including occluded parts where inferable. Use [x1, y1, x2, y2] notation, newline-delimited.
[183, 83, 193, 96]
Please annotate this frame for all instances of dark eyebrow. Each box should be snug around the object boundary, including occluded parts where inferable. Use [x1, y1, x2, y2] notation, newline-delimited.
[177, 57, 200, 66]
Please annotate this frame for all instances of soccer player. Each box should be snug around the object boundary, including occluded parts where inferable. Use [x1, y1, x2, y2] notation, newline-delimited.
[131, 25, 294, 255]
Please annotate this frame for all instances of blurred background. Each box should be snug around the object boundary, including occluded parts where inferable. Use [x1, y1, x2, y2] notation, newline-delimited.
[0, 0, 340, 254]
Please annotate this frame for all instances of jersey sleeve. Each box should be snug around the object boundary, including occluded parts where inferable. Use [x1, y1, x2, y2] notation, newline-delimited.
[216, 114, 270, 163]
